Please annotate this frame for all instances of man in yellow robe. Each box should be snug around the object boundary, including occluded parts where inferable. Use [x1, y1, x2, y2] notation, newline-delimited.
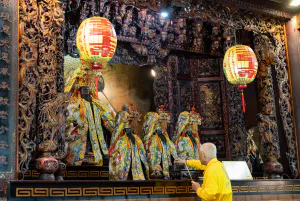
[175, 143, 232, 201]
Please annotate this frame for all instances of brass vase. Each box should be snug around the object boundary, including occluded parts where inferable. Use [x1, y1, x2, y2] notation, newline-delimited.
[36, 140, 59, 180]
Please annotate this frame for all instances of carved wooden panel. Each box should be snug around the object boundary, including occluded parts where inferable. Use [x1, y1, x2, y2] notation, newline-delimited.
[170, 56, 230, 159]
[153, 66, 169, 109]
[199, 83, 223, 130]
[167, 55, 179, 138]
[200, 135, 226, 158]
[198, 58, 220, 77]
[177, 81, 192, 112]
[177, 56, 190, 77]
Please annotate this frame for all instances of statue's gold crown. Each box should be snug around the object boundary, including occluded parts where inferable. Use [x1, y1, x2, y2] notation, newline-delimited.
[158, 104, 171, 123]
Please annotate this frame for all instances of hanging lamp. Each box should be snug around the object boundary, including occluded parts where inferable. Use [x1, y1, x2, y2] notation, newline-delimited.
[76, 17, 117, 70]
[223, 45, 258, 113]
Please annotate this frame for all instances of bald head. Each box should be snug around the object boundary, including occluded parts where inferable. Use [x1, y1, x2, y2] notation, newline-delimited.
[200, 143, 217, 164]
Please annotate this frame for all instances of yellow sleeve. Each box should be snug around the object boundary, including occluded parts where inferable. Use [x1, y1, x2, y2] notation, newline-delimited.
[186, 160, 206, 170]
[196, 169, 218, 200]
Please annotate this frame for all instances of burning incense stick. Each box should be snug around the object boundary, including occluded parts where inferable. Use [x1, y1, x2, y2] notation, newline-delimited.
[185, 162, 193, 181]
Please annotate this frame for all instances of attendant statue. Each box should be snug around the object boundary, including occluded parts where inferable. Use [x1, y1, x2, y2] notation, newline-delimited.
[64, 57, 115, 166]
[142, 105, 177, 179]
[247, 126, 264, 173]
[173, 108, 202, 163]
[109, 104, 149, 180]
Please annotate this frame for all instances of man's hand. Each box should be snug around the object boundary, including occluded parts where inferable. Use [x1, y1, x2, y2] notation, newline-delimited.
[191, 181, 201, 191]
[174, 158, 186, 165]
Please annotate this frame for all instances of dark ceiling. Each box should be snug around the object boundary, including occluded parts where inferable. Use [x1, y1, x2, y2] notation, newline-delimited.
[243, 0, 300, 14]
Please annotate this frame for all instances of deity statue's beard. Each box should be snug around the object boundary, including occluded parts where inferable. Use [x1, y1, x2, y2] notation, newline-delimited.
[192, 123, 198, 135]
[129, 119, 138, 129]
[160, 120, 168, 132]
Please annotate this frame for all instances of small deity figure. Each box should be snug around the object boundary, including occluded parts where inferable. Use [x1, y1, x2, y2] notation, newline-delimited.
[223, 27, 235, 51]
[137, 9, 147, 28]
[146, 14, 155, 29]
[210, 24, 222, 56]
[192, 21, 204, 50]
[246, 126, 263, 173]
[161, 32, 168, 42]
[148, 29, 156, 39]
[129, 26, 137, 37]
[173, 108, 202, 163]
[142, 105, 177, 179]
[103, 4, 111, 19]
[173, 18, 186, 45]
[168, 33, 175, 43]
[64, 57, 115, 166]
[156, 15, 170, 43]
[121, 7, 138, 38]
[211, 40, 221, 56]
[124, 7, 133, 25]
[122, 24, 129, 36]
[193, 38, 204, 50]
[109, 104, 149, 180]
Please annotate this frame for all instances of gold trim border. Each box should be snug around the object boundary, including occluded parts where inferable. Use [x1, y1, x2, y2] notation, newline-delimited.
[16, 186, 194, 197]
[24, 170, 109, 178]
[15, 184, 300, 197]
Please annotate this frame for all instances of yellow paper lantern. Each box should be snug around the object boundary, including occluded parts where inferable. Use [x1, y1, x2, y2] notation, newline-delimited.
[76, 17, 117, 69]
[223, 45, 258, 112]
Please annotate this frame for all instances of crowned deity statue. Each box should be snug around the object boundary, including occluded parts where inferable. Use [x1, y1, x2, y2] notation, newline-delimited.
[142, 105, 178, 179]
[63, 56, 115, 166]
[173, 108, 202, 162]
[109, 104, 149, 180]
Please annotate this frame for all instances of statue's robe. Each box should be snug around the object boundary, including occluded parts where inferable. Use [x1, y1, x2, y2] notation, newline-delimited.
[109, 111, 149, 180]
[65, 96, 115, 166]
[143, 111, 177, 178]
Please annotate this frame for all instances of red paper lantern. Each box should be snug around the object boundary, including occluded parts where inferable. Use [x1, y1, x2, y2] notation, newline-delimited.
[76, 17, 117, 70]
[223, 45, 258, 113]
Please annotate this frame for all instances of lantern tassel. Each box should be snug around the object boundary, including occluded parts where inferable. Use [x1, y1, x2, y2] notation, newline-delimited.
[241, 89, 246, 113]
[95, 76, 99, 98]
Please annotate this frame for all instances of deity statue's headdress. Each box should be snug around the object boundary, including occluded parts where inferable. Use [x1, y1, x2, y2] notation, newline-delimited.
[188, 107, 202, 138]
[128, 103, 142, 122]
[64, 55, 103, 96]
[110, 103, 141, 146]
[158, 104, 171, 124]
[189, 107, 202, 126]
[173, 107, 202, 142]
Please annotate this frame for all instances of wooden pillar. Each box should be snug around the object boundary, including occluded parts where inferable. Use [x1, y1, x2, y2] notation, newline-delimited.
[253, 34, 282, 178]
[273, 25, 298, 179]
